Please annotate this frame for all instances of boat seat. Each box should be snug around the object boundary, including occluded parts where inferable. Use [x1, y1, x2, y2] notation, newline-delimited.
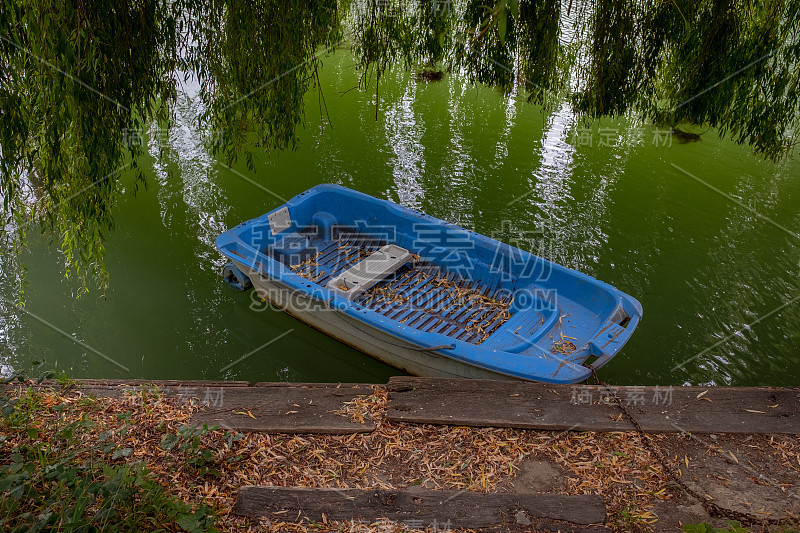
[327, 244, 413, 300]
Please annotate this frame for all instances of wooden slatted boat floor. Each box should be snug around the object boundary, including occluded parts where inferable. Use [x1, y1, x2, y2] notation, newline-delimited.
[283, 233, 513, 344]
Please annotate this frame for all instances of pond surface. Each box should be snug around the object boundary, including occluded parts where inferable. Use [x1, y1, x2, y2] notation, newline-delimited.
[1, 51, 799, 386]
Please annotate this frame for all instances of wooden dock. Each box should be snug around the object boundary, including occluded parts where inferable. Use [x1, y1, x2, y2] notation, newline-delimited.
[43, 379, 376, 434]
[4, 376, 798, 531]
[25, 376, 797, 435]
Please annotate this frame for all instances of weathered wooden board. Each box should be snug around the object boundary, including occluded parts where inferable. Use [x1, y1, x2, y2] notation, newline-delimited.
[387, 377, 800, 435]
[234, 486, 606, 527]
[1, 381, 375, 434]
[191, 385, 375, 434]
[0, 380, 250, 400]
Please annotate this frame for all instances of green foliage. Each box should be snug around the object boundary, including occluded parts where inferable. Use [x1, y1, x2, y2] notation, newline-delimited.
[0, 362, 56, 419]
[349, 0, 416, 114]
[160, 423, 227, 476]
[0, 0, 799, 293]
[455, 0, 520, 92]
[448, 0, 563, 105]
[417, 0, 455, 66]
[646, 0, 800, 160]
[514, 0, 562, 104]
[573, 0, 639, 116]
[0, 448, 217, 532]
[0, 387, 218, 532]
[0, 0, 181, 291]
[574, 0, 800, 160]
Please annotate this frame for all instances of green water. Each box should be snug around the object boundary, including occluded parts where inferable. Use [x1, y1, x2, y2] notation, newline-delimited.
[2, 51, 799, 386]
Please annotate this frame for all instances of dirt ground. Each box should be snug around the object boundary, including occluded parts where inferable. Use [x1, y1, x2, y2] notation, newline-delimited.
[1, 384, 798, 532]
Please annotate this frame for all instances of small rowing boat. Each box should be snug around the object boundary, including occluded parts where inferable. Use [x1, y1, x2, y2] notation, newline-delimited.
[216, 184, 642, 383]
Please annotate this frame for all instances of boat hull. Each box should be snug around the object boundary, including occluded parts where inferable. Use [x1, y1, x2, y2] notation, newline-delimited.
[217, 183, 643, 383]
[236, 260, 518, 380]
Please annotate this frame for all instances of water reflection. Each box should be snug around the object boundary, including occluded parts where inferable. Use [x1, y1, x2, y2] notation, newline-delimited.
[384, 84, 426, 209]
[151, 79, 230, 273]
[521, 103, 581, 268]
[437, 79, 477, 228]
[147, 79, 239, 375]
[492, 85, 518, 167]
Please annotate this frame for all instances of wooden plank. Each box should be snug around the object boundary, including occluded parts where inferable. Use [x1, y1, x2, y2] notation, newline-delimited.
[386, 377, 800, 435]
[2, 380, 361, 391]
[1, 381, 374, 434]
[191, 386, 375, 434]
[68, 385, 241, 404]
[0, 379, 250, 393]
[234, 486, 606, 527]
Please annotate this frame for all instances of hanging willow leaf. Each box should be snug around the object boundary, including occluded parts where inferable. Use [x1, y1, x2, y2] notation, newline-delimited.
[187, 0, 339, 162]
[497, 6, 507, 45]
[452, 0, 518, 92]
[516, 0, 562, 105]
[572, 0, 639, 117]
[0, 0, 181, 291]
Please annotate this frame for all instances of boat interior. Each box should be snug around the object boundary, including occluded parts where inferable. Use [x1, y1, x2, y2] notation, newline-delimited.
[270, 226, 518, 346]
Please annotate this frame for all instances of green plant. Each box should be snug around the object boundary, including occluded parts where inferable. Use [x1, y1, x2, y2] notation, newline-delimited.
[0, 387, 219, 532]
[160, 423, 224, 477]
[54, 372, 78, 390]
[1, 386, 44, 428]
[0, 452, 216, 532]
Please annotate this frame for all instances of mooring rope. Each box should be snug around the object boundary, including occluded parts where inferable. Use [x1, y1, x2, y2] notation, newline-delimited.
[590, 368, 792, 528]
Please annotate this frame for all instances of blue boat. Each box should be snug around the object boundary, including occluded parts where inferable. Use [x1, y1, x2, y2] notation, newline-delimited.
[216, 184, 642, 383]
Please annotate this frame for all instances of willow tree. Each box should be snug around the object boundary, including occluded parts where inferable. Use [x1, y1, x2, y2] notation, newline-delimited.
[0, 0, 181, 288]
[1, 0, 799, 291]
[572, 0, 800, 157]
